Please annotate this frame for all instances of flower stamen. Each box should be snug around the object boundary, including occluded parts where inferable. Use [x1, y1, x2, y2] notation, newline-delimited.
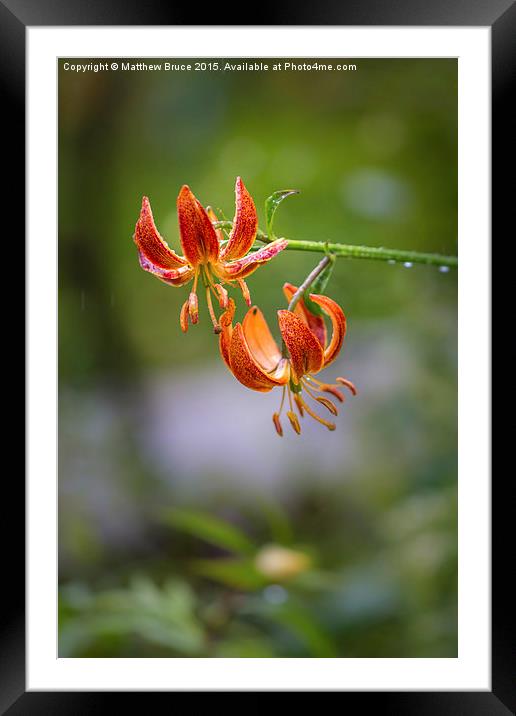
[272, 412, 283, 436]
[188, 270, 200, 324]
[205, 286, 222, 334]
[294, 394, 305, 417]
[298, 395, 336, 431]
[336, 377, 357, 395]
[287, 410, 301, 434]
[315, 396, 339, 416]
[180, 298, 190, 333]
[214, 283, 229, 309]
[237, 278, 252, 306]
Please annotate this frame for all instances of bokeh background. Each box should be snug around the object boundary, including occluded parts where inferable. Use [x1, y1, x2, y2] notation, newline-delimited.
[58, 58, 457, 658]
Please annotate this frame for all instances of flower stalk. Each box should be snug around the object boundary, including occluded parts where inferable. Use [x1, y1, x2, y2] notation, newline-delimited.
[212, 222, 458, 269]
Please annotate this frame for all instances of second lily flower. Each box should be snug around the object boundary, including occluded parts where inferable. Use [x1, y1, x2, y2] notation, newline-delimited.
[134, 177, 288, 333]
[219, 284, 356, 435]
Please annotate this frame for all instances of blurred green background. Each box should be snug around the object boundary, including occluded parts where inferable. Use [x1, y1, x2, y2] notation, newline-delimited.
[58, 58, 457, 658]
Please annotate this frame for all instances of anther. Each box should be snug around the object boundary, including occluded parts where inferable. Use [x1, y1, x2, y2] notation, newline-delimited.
[180, 299, 190, 333]
[316, 396, 339, 416]
[188, 291, 199, 324]
[294, 394, 304, 417]
[299, 396, 336, 431]
[321, 384, 345, 402]
[287, 411, 301, 435]
[336, 377, 357, 395]
[237, 278, 252, 307]
[214, 283, 229, 309]
[272, 412, 283, 437]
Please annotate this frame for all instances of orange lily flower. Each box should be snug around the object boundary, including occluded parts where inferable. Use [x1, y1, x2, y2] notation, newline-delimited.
[133, 177, 288, 333]
[219, 283, 356, 435]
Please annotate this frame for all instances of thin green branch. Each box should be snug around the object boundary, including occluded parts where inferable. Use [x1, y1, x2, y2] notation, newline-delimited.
[287, 256, 332, 313]
[212, 221, 458, 269]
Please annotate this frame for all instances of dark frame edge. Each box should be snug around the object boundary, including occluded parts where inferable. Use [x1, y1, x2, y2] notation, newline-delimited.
[7, 0, 513, 712]
[0, 1, 26, 714]
[491, 2, 516, 714]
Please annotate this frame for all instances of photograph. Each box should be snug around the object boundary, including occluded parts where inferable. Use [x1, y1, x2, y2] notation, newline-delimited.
[57, 56, 458, 659]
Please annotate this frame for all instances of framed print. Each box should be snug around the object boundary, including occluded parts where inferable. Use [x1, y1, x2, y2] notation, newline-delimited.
[5, 0, 512, 710]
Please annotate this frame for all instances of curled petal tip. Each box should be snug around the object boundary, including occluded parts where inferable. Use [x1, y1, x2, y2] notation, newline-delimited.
[219, 176, 258, 262]
[135, 196, 187, 270]
[308, 293, 347, 367]
[177, 184, 219, 265]
[223, 239, 288, 279]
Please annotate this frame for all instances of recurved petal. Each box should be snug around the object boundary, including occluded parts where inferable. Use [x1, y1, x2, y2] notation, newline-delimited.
[307, 294, 347, 368]
[177, 185, 220, 266]
[242, 306, 281, 372]
[277, 310, 324, 383]
[228, 323, 289, 392]
[134, 197, 188, 269]
[206, 206, 225, 244]
[219, 177, 258, 261]
[282, 282, 327, 349]
[219, 299, 236, 371]
[222, 239, 288, 279]
[138, 251, 194, 286]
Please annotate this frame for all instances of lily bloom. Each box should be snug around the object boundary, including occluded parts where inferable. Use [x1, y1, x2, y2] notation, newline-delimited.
[219, 283, 356, 435]
[133, 177, 288, 333]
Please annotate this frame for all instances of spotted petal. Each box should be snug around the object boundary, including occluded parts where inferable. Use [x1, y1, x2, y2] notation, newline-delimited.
[138, 251, 194, 286]
[282, 283, 327, 349]
[219, 177, 258, 262]
[228, 323, 289, 393]
[219, 299, 236, 371]
[177, 185, 220, 266]
[277, 310, 324, 383]
[134, 197, 188, 269]
[223, 239, 288, 280]
[242, 306, 282, 372]
[307, 293, 347, 368]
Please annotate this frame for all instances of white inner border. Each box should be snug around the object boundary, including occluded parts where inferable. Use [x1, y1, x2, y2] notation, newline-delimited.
[27, 27, 490, 691]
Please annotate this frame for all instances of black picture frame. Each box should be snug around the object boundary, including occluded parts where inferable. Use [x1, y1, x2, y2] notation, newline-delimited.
[7, 0, 511, 711]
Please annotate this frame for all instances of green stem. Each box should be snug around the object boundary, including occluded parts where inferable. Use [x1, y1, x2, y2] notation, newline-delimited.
[212, 222, 458, 268]
[287, 255, 332, 313]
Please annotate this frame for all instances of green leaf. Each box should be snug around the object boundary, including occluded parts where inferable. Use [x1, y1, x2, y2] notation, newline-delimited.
[265, 189, 299, 239]
[192, 558, 267, 590]
[160, 508, 256, 555]
[303, 254, 336, 316]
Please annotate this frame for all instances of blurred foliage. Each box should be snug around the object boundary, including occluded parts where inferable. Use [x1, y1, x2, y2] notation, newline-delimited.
[58, 58, 457, 658]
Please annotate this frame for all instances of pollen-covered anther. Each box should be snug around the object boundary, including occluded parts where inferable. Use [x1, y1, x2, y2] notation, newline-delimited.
[180, 299, 190, 333]
[287, 411, 301, 435]
[336, 377, 357, 395]
[299, 396, 336, 431]
[321, 384, 346, 403]
[188, 291, 199, 323]
[316, 396, 339, 416]
[272, 412, 284, 437]
[214, 283, 229, 309]
[294, 394, 305, 417]
[237, 278, 252, 306]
